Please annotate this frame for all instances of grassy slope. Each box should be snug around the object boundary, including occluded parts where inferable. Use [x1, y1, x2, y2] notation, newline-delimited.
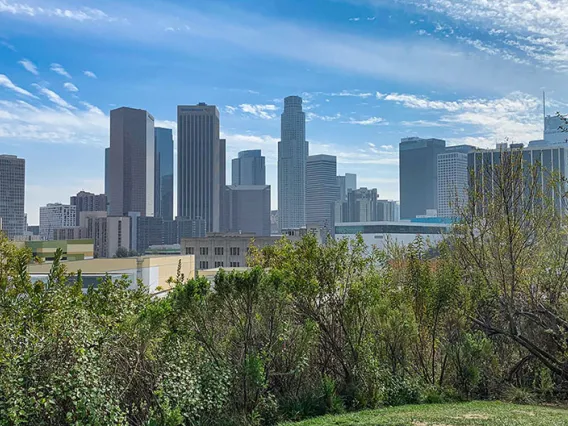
[281, 401, 568, 425]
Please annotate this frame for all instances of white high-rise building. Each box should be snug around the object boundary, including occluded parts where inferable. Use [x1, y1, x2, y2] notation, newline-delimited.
[278, 96, 308, 230]
[544, 115, 568, 145]
[40, 203, 76, 240]
[437, 152, 469, 218]
[306, 155, 339, 231]
[0, 155, 25, 239]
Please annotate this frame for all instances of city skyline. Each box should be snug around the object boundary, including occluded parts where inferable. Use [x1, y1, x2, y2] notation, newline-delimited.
[2, 0, 568, 224]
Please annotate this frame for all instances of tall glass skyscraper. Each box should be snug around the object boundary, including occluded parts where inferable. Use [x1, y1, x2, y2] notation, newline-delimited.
[154, 127, 174, 220]
[306, 155, 339, 231]
[108, 107, 155, 217]
[399, 137, 446, 219]
[232, 150, 266, 185]
[278, 96, 308, 230]
[177, 103, 225, 232]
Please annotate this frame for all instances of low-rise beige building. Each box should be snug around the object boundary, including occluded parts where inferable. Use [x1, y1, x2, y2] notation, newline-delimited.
[28, 255, 195, 293]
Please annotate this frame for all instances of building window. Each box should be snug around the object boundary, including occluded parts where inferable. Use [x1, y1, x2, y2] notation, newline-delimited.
[230, 247, 240, 256]
[214, 261, 224, 268]
[230, 261, 240, 267]
[214, 247, 224, 256]
[200, 247, 209, 256]
[199, 261, 209, 269]
[186, 247, 195, 255]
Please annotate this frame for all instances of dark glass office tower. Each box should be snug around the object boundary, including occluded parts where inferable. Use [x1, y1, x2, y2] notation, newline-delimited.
[154, 127, 174, 220]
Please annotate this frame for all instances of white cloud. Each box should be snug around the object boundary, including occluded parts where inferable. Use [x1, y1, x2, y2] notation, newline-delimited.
[346, 116, 385, 125]
[367, 16, 376, 21]
[50, 63, 71, 78]
[32, 84, 75, 109]
[225, 105, 237, 115]
[0, 1, 117, 22]
[83, 70, 97, 79]
[0, 40, 16, 51]
[330, 90, 373, 98]
[381, 145, 394, 150]
[400, 120, 448, 127]
[239, 104, 278, 120]
[306, 112, 341, 122]
[63, 82, 78, 92]
[349, 17, 360, 21]
[18, 58, 38, 75]
[0, 74, 37, 98]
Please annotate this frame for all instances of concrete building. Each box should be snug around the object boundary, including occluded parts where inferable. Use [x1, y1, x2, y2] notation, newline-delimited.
[182, 229, 312, 271]
[376, 200, 400, 222]
[337, 173, 357, 202]
[105, 147, 110, 213]
[223, 185, 271, 236]
[335, 221, 451, 251]
[270, 210, 279, 234]
[40, 203, 76, 240]
[177, 103, 225, 232]
[109, 107, 155, 217]
[278, 96, 308, 230]
[468, 142, 568, 214]
[14, 239, 94, 262]
[154, 127, 174, 220]
[135, 216, 164, 255]
[306, 155, 339, 231]
[28, 255, 195, 294]
[0, 155, 25, 239]
[232, 150, 266, 185]
[54, 227, 90, 241]
[544, 115, 568, 145]
[87, 216, 131, 258]
[70, 191, 107, 226]
[340, 187, 380, 223]
[176, 217, 207, 240]
[399, 137, 446, 219]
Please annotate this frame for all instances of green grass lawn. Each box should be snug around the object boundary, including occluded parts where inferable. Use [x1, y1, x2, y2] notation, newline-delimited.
[281, 401, 568, 425]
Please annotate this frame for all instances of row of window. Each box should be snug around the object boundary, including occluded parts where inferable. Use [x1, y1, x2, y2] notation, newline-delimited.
[186, 247, 241, 256]
[198, 261, 241, 269]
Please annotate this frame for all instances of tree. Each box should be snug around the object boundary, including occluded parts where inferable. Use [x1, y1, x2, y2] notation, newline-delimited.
[115, 246, 129, 258]
[451, 144, 568, 381]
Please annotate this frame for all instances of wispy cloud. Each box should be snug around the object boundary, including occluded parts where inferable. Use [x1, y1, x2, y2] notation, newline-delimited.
[349, 17, 360, 22]
[0, 40, 16, 51]
[83, 70, 97, 79]
[225, 105, 237, 115]
[345, 116, 386, 125]
[0, 74, 37, 98]
[306, 112, 341, 122]
[0, 1, 117, 22]
[239, 104, 278, 119]
[330, 90, 373, 99]
[18, 58, 38, 75]
[32, 84, 75, 109]
[50, 63, 71, 78]
[63, 82, 78, 92]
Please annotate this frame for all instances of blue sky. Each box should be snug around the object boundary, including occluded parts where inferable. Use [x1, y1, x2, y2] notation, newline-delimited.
[1, 0, 568, 224]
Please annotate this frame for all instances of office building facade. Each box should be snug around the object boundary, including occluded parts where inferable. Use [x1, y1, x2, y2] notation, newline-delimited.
[232, 150, 266, 185]
[0, 155, 25, 239]
[437, 150, 470, 218]
[306, 155, 339, 231]
[337, 173, 357, 202]
[278, 96, 308, 230]
[177, 103, 225, 232]
[87, 216, 131, 258]
[341, 187, 380, 223]
[39, 203, 76, 240]
[154, 127, 174, 220]
[223, 185, 271, 236]
[376, 200, 400, 222]
[399, 137, 446, 219]
[70, 191, 107, 226]
[544, 115, 567, 145]
[104, 147, 110, 213]
[108, 107, 155, 217]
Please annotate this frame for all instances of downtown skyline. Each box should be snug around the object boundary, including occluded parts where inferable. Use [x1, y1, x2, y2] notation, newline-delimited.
[1, 0, 567, 224]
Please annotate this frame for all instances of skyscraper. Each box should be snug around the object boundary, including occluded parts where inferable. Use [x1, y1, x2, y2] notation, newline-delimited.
[232, 150, 266, 185]
[104, 147, 110, 213]
[437, 145, 474, 218]
[337, 173, 357, 202]
[306, 155, 339, 230]
[70, 191, 107, 226]
[177, 103, 225, 232]
[154, 127, 174, 220]
[341, 187, 380, 223]
[399, 137, 446, 219]
[108, 107, 155, 217]
[223, 185, 271, 236]
[278, 96, 308, 230]
[0, 155, 25, 238]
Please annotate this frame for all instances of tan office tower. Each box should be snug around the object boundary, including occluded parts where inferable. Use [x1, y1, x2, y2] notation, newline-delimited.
[177, 103, 225, 232]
